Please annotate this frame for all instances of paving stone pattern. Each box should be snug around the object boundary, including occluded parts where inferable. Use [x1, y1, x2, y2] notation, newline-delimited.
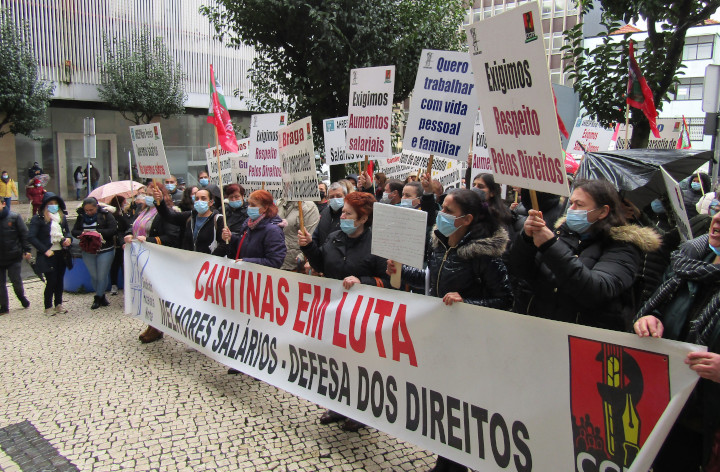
[0, 279, 438, 471]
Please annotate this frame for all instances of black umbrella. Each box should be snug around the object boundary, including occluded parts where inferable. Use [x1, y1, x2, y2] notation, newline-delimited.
[26, 259, 45, 283]
[575, 149, 713, 209]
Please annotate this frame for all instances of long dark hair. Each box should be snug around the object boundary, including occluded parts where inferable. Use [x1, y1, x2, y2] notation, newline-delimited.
[479, 174, 512, 228]
[448, 188, 498, 238]
[572, 179, 626, 237]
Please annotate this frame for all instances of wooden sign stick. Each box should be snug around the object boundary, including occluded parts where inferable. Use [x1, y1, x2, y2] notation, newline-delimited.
[390, 261, 402, 289]
[298, 202, 305, 234]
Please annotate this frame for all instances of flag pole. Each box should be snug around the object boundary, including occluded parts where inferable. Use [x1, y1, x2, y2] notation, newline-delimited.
[214, 128, 229, 242]
[624, 103, 630, 149]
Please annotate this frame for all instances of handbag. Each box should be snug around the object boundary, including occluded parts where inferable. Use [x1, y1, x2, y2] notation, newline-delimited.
[62, 248, 73, 270]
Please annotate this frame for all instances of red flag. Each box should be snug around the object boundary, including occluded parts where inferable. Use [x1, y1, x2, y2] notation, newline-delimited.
[553, 90, 569, 139]
[208, 64, 238, 153]
[627, 42, 661, 138]
[676, 115, 692, 149]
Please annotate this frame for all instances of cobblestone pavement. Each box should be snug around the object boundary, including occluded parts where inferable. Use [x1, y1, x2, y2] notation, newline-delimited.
[0, 279, 436, 471]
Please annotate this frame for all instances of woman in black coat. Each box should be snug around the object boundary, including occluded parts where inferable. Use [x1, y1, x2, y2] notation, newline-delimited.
[222, 183, 248, 235]
[155, 187, 226, 254]
[298, 191, 389, 433]
[109, 196, 131, 295]
[28, 193, 72, 315]
[509, 179, 660, 331]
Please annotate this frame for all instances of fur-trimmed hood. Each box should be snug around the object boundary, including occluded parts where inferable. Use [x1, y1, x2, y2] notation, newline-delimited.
[555, 217, 662, 253]
[431, 227, 509, 259]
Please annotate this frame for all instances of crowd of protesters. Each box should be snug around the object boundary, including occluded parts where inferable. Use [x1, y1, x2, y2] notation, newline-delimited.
[4, 163, 720, 471]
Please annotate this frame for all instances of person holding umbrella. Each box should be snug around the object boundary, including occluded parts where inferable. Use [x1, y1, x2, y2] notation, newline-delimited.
[0, 198, 31, 315]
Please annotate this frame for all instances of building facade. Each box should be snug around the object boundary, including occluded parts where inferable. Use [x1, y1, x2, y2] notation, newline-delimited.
[1, 0, 255, 200]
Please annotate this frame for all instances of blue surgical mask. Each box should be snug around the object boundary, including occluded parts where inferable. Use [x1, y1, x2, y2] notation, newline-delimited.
[711, 242, 720, 257]
[191, 195, 196, 202]
[329, 197, 344, 211]
[340, 218, 357, 235]
[47, 204, 59, 214]
[144, 196, 155, 207]
[166, 183, 176, 192]
[247, 207, 261, 220]
[227, 200, 243, 209]
[436, 212, 460, 237]
[194, 200, 209, 213]
[399, 198, 414, 208]
[566, 208, 598, 233]
[650, 199, 665, 214]
[199, 178, 209, 187]
[692, 181, 702, 191]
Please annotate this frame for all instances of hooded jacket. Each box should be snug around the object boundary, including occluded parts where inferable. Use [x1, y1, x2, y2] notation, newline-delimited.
[509, 218, 661, 331]
[302, 227, 390, 287]
[402, 227, 513, 308]
[72, 206, 117, 253]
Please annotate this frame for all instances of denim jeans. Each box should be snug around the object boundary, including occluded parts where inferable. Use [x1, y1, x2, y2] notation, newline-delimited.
[82, 249, 115, 296]
[3, 197, 10, 211]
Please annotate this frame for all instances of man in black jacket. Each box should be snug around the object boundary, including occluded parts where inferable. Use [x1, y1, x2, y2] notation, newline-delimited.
[0, 199, 32, 314]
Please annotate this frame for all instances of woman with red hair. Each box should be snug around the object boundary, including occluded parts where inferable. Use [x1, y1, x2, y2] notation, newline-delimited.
[220, 190, 286, 268]
[298, 191, 389, 431]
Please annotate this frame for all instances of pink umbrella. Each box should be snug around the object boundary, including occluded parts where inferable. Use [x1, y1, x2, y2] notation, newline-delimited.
[88, 180, 145, 204]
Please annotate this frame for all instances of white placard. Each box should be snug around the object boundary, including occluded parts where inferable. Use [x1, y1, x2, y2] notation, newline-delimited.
[403, 50, 479, 161]
[248, 113, 288, 182]
[661, 167, 693, 242]
[323, 116, 361, 165]
[129, 123, 171, 179]
[466, 3, 569, 196]
[204, 146, 237, 188]
[376, 154, 412, 179]
[471, 110, 492, 182]
[279, 116, 320, 201]
[371, 203, 427, 269]
[346, 66, 395, 160]
[565, 118, 615, 156]
[615, 118, 684, 150]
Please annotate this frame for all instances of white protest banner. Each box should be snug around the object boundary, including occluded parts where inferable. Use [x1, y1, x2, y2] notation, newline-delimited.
[129, 123, 171, 180]
[565, 118, 615, 156]
[237, 136, 285, 199]
[248, 113, 288, 182]
[204, 147, 237, 187]
[403, 50, 479, 161]
[466, 3, 569, 196]
[279, 116, 320, 201]
[614, 118, 683, 150]
[323, 116, 361, 165]
[346, 66, 395, 161]
[661, 167, 693, 241]
[377, 154, 411, 179]
[371, 202, 427, 269]
[233, 138, 250, 180]
[471, 110, 492, 182]
[126, 243, 701, 472]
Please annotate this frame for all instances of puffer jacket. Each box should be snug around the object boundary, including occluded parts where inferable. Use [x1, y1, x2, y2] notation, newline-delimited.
[224, 202, 249, 234]
[277, 199, 320, 271]
[72, 206, 117, 253]
[301, 227, 389, 287]
[402, 227, 513, 308]
[184, 210, 225, 254]
[221, 215, 286, 268]
[509, 219, 661, 331]
[0, 211, 30, 265]
[312, 205, 342, 247]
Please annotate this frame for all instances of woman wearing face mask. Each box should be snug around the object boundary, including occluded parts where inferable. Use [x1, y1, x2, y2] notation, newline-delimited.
[387, 188, 512, 472]
[72, 197, 117, 309]
[108, 196, 130, 295]
[0, 171, 18, 211]
[197, 171, 210, 189]
[223, 184, 248, 234]
[220, 190, 286, 267]
[74, 166, 85, 200]
[312, 182, 346, 247]
[683, 172, 712, 219]
[179, 185, 198, 212]
[509, 179, 660, 330]
[28, 193, 73, 315]
[124, 184, 181, 343]
[632, 210, 720, 472]
[298, 191, 390, 432]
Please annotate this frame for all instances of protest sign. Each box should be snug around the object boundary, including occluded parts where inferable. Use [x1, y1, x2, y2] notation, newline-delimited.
[371, 203, 427, 269]
[129, 123, 171, 180]
[403, 50, 479, 161]
[204, 146, 237, 187]
[614, 118, 683, 150]
[471, 110, 492, 182]
[466, 3, 569, 196]
[661, 167, 693, 241]
[565, 118, 615, 157]
[127, 243, 701, 472]
[238, 137, 284, 201]
[324, 116, 361, 165]
[377, 152, 463, 189]
[248, 113, 288, 182]
[346, 66, 395, 160]
[279, 116, 320, 201]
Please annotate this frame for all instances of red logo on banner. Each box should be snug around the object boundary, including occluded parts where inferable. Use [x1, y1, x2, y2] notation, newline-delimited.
[569, 337, 670, 471]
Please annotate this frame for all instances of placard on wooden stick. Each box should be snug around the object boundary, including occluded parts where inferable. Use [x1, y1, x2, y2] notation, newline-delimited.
[371, 203, 427, 271]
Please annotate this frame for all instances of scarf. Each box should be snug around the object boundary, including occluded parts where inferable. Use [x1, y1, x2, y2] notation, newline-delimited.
[247, 214, 265, 230]
[49, 212, 64, 245]
[636, 234, 720, 344]
[132, 207, 158, 238]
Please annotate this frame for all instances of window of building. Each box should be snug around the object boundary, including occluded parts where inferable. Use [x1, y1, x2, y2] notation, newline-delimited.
[544, 34, 551, 53]
[463, 9, 472, 25]
[672, 78, 704, 101]
[566, 0, 578, 14]
[494, 4, 504, 15]
[473, 7, 483, 23]
[552, 32, 564, 52]
[542, 0, 552, 18]
[554, 0, 565, 16]
[683, 35, 714, 61]
[484, 6, 492, 18]
[550, 69, 562, 84]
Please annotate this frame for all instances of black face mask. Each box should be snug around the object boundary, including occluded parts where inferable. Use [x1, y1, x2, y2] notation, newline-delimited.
[319, 191, 326, 200]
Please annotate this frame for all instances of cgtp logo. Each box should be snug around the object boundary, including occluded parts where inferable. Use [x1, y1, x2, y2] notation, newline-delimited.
[523, 11, 538, 43]
[569, 337, 669, 472]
